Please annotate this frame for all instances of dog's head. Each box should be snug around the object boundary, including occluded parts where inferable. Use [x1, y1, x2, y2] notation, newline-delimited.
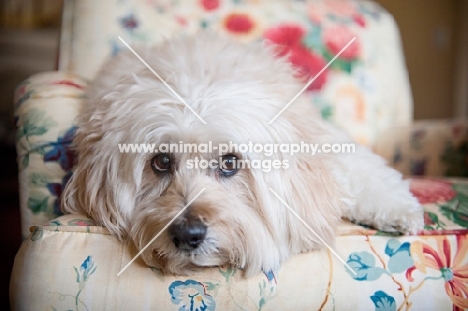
[62, 34, 345, 276]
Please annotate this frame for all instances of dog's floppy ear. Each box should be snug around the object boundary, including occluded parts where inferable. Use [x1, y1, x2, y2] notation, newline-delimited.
[62, 127, 137, 240]
[251, 151, 348, 254]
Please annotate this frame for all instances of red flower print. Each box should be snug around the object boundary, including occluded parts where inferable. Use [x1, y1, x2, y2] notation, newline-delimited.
[424, 212, 436, 226]
[410, 179, 457, 204]
[323, 25, 360, 61]
[308, 0, 365, 27]
[410, 236, 468, 310]
[264, 24, 306, 54]
[69, 219, 97, 226]
[224, 13, 255, 35]
[289, 47, 328, 91]
[264, 24, 328, 90]
[353, 14, 366, 27]
[324, 0, 357, 17]
[16, 85, 26, 96]
[200, 0, 219, 11]
[52, 80, 85, 89]
[175, 15, 188, 26]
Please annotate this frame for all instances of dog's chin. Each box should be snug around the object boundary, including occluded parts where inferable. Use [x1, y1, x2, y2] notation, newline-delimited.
[189, 252, 225, 267]
[179, 241, 227, 268]
[141, 245, 229, 275]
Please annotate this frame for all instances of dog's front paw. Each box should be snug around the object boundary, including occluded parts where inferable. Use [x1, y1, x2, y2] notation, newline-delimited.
[374, 208, 424, 235]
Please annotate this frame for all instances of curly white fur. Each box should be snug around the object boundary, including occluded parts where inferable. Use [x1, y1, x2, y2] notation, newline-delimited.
[62, 33, 423, 277]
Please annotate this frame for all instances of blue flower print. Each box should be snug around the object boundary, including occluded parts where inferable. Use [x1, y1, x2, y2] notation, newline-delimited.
[74, 256, 97, 291]
[46, 172, 72, 215]
[346, 251, 386, 281]
[169, 279, 216, 311]
[66, 256, 97, 311]
[385, 239, 414, 273]
[370, 291, 396, 311]
[43, 126, 76, 171]
[119, 13, 139, 30]
[263, 269, 277, 283]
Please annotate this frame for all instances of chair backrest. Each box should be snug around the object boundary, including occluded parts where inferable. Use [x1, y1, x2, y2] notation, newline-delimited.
[59, 0, 413, 147]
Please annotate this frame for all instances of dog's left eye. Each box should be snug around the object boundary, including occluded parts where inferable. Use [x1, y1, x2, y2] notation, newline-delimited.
[220, 154, 238, 177]
[151, 153, 171, 173]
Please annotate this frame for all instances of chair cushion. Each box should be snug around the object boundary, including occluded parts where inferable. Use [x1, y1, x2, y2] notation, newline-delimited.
[10, 178, 468, 310]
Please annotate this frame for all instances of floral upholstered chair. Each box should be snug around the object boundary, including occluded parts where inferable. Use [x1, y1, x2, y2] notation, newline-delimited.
[11, 0, 468, 310]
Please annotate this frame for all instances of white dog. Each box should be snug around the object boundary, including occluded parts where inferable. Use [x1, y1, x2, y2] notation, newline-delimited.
[62, 33, 423, 277]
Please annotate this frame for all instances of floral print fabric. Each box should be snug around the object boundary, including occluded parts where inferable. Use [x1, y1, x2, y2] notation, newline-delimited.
[63, 0, 413, 146]
[10, 179, 468, 310]
[14, 71, 86, 238]
[375, 119, 468, 178]
[12, 1, 468, 308]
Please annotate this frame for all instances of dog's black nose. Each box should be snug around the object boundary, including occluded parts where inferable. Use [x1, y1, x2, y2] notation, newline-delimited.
[169, 219, 207, 250]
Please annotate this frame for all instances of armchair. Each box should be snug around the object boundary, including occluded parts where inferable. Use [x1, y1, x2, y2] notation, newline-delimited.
[10, 0, 468, 310]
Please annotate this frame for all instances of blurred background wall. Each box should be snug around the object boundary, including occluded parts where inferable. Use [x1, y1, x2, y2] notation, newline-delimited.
[376, 0, 468, 120]
[0, 0, 62, 144]
[0, 0, 62, 28]
[0, 1, 62, 308]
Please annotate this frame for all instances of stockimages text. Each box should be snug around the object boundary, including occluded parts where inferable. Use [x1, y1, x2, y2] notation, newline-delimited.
[118, 141, 356, 172]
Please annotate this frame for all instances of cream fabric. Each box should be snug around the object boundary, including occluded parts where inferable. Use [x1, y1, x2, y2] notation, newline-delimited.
[11, 199, 468, 311]
[60, 0, 413, 146]
[14, 71, 86, 238]
[375, 119, 468, 176]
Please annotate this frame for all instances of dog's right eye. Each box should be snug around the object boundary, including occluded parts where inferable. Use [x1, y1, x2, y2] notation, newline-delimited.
[151, 153, 171, 173]
[219, 154, 238, 177]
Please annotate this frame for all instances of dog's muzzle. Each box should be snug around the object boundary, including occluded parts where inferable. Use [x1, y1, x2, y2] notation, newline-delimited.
[169, 218, 207, 251]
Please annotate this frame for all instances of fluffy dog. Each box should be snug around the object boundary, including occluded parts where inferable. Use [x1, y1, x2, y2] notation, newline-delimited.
[62, 33, 423, 277]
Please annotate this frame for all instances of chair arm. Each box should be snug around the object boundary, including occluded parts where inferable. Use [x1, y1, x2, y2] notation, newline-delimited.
[14, 71, 87, 238]
[374, 119, 468, 177]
